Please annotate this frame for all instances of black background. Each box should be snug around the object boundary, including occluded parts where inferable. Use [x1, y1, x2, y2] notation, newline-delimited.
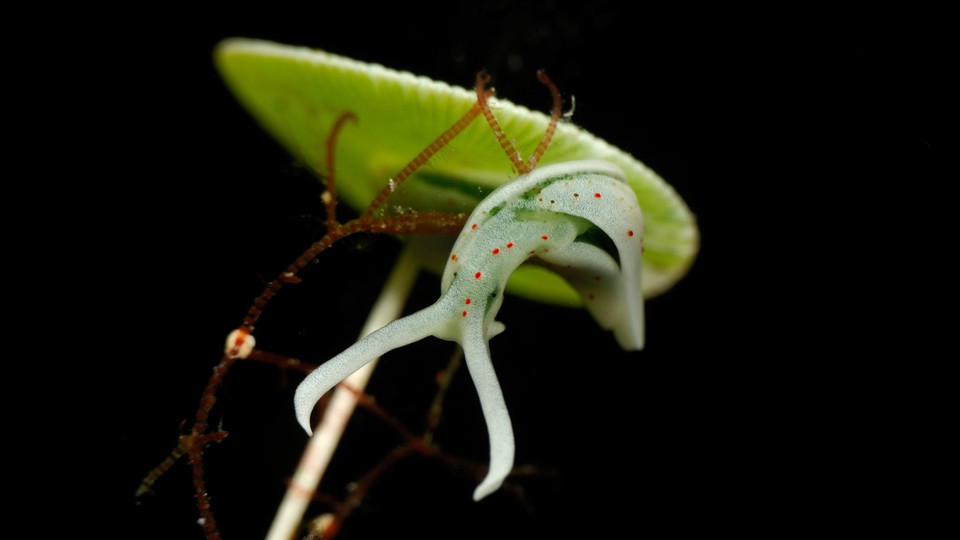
[77, 3, 948, 538]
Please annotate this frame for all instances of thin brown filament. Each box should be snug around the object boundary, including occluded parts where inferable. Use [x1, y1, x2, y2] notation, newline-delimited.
[238, 199, 469, 333]
[240, 231, 338, 331]
[525, 70, 562, 171]
[475, 71, 528, 174]
[360, 92, 492, 221]
[324, 112, 358, 232]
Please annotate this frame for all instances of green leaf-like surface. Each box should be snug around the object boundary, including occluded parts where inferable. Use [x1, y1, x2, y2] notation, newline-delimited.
[215, 38, 698, 305]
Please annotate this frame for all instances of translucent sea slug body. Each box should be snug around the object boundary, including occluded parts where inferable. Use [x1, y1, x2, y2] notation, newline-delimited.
[295, 159, 645, 500]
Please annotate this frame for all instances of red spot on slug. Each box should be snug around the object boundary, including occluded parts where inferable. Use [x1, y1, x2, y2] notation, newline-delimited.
[465, 298, 471, 305]
[594, 192, 602, 198]
[471, 223, 477, 230]
[492, 248, 500, 255]
[529, 250, 536, 254]
[541, 235, 548, 240]
[506, 242, 514, 248]
[462, 310, 468, 317]
[451, 254, 458, 261]
[475, 272, 482, 279]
